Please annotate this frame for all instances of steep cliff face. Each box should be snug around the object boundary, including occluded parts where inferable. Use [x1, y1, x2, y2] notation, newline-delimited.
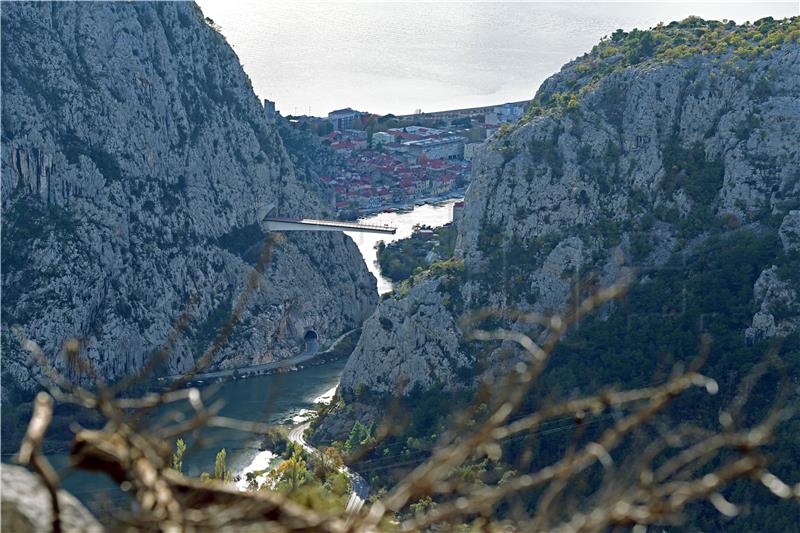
[1, 2, 376, 395]
[340, 277, 470, 395]
[339, 17, 800, 398]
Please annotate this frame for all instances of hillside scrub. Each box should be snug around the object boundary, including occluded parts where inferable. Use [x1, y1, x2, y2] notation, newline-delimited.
[377, 224, 457, 282]
[524, 16, 800, 120]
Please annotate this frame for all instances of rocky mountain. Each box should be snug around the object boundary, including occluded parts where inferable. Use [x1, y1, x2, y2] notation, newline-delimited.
[1, 2, 377, 397]
[335, 17, 800, 400]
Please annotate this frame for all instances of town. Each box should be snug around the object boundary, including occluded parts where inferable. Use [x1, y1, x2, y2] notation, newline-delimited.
[267, 99, 530, 215]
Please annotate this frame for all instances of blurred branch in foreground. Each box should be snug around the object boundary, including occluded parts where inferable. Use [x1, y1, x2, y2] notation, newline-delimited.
[11, 271, 800, 532]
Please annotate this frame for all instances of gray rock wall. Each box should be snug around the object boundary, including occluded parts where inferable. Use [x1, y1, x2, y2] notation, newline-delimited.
[1, 2, 376, 394]
[340, 278, 470, 395]
[339, 31, 800, 397]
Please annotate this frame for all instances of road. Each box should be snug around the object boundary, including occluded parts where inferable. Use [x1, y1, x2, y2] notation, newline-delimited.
[177, 339, 319, 381]
[287, 421, 370, 516]
[160, 328, 358, 384]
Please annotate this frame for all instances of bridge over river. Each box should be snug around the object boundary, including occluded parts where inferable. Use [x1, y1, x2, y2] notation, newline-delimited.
[257, 202, 396, 235]
[262, 216, 396, 234]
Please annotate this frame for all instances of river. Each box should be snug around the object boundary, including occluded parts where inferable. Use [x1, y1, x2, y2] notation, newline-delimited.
[52, 358, 348, 510]
[52, 199, 459, 508]
[346, 199, 460, 294]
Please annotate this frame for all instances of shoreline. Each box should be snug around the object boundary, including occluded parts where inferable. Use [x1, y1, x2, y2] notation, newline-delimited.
[230, 197, 465, 486]
[158, 328, 360, 387]
[234, 384, 339, 491]
[351, 196, 462, 295]
[352, 188, 466, 217]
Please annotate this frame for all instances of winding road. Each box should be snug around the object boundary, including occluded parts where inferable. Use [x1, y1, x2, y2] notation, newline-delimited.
[161, 328, 360, 384]
[287, 421, 370, 515]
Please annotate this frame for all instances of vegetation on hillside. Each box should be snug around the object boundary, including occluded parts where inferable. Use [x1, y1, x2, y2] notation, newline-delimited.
[328, 229, 800, 530]
[377, 223, 457, 282]
[524, 16, 800, 120]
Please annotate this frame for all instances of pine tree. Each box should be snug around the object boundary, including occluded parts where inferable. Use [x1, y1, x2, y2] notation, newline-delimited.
[171, 438, 186, 473]
[214, 448, 231, 482]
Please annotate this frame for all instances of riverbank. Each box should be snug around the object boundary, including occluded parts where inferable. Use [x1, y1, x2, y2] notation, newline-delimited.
[286, 421, 369, 516]
[48, 357, 352, 513]
[355, 188, 466, 217]
[234, 383, 338, 491]
[159, 328, 361, 387]
[346, 198, 461, 294]
[235, 386, 369, 513]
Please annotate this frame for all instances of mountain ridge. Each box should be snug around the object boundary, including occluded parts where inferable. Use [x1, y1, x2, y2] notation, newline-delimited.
[1, 1, 377, 397]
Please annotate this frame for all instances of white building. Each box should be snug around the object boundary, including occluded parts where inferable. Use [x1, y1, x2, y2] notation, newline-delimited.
[402, 126, 444, 137]
[344, 129, 368, 140]
[328, 108, 365, 131]
[372, 131, 394, 147]
[404, 136, 466, 161]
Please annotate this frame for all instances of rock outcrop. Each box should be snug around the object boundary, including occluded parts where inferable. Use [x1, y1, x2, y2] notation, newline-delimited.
[747, 211, 800, 340]
[336, 17, 800, 399]
[746, 266, 800, 341]
[1, 464, 104, 533]
[1, 2, 376, 395]
[779, 209, 800, 252]
[340, 278, 471, 395]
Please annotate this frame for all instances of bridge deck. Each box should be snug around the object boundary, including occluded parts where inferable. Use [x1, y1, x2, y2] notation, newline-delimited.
[264, 217, 396, 234]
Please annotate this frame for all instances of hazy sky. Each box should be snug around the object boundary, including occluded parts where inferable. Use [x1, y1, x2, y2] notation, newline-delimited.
[197, 1, 798, 115]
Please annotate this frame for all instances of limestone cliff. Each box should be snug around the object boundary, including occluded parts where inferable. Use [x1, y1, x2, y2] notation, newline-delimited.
[341, 277, 470, 395]
[338, 17, 800, 399]
[1, 2, 376, 395]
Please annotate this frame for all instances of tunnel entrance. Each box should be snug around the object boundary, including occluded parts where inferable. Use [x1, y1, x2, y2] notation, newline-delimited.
[302, 330, 319, 358]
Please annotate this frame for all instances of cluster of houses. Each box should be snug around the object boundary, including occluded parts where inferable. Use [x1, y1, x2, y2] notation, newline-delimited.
[318, 122, 474, 212]
[319, 152, 470, 211]
[283, 101, 529, 212]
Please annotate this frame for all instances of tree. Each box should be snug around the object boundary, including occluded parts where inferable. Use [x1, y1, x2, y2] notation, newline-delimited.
[345, 421, 373, 454]
[275, 445, 308, 492]
[323, 470, 351, 497]
[171, 438, 186, 474]
[214, 448, 231, 482]
[611, 28, 627, 42]
[314, 446, 344, 481]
